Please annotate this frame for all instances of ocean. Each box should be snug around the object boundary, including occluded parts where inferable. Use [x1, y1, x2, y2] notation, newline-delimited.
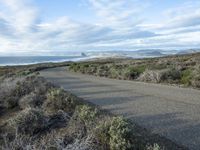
[0, 56, 87, 66]
[0, 49, 187, 66]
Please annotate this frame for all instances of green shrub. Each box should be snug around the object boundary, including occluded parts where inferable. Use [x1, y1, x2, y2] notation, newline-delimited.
[44, 88, 78, 114]
[1, 76, 53, 109]
[19, 92, 44, 109]
[164, 68, 182, 81]
[109, 67, 120, 78]
[76, 105, 98, 126]
[4, 96, 19, 109]
[191, 75, 200, 88]
[138, 70, 164, 83]
[149, 64, 168, 70]
[190, 67, 200, 88]
[139, 68, 182, 83]
[93, 120, 111, 149]
[135, 65, 146, 74]
[96, 65, 110, 77]
[14, 79, 34, 97]
[69, 63, 82, 72]
[8, 108, 47, 136]
[146, 143, 163, 150]
[95, 117, 132, 150]
[181, 69, 193, 85]
[16, 70, 31, 76]
[2, 134, 34, 150]
[109, 117, 132, 150]
[123, 66, 146, 80]
[0, 78, 30, 109]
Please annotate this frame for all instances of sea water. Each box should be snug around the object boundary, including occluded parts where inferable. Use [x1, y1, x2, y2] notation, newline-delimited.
[0, 56, 86, 66]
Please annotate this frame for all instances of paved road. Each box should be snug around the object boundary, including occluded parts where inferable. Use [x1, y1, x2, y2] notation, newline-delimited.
[40, 67, 200, 150]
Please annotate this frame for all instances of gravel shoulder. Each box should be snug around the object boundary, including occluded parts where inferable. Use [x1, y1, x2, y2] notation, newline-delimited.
[40, 67, 200, 150]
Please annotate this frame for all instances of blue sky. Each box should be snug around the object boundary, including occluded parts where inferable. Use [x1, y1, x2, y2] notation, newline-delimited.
[0, 0, 200, 55]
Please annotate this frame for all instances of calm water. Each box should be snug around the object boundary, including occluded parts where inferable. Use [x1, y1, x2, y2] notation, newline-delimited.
[0, 50, 182, 66]
[0, 56, 85, 66]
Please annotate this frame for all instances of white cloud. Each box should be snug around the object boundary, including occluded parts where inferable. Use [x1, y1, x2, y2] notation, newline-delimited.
[0, 0, 38, 33]
[134, 1, 200, 50]
[143, 1, 200, 31]
[163, 1, 200, 30]
[0, 0, 200, 55]
[87, 0, 145, 29]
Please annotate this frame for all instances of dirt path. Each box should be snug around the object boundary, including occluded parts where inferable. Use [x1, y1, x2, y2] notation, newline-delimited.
[40, 67, 200, 150]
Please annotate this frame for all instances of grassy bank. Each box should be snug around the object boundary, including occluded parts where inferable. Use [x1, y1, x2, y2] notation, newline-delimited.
[69, 53, 200, 89]
[0, 68, 186, 149]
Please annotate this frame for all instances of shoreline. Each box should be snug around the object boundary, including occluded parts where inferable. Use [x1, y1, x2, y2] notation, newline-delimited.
[0, 52, 182, 67]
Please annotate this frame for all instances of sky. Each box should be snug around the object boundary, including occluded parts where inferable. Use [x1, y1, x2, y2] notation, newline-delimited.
[0, 0, 200, 55]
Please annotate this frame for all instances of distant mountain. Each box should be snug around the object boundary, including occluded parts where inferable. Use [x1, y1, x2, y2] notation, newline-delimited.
[83, 49, 200, 59]
[135, 50, 164, 56]
[177, 49, 200, 55]
[84, 49, 166, 59]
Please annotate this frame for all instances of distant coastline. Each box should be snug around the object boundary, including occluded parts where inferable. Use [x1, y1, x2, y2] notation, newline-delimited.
[0, 56, 87, 66]
[1, 49, 199, 66]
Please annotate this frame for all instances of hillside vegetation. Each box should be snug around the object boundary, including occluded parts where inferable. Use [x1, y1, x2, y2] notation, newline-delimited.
[0, 73, 185, 149]
[0, 61, 70, 80]
[69, 53, 200, 89]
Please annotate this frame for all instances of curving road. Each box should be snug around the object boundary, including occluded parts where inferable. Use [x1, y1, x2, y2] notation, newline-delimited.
[40, 67, 200, 150]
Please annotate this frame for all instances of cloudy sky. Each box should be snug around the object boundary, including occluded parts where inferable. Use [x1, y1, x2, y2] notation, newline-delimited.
[0, 0, 200, 55]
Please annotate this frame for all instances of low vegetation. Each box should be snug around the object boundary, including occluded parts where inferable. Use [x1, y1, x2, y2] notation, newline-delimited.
[0, 74, 185, 149]
[69, 53, 200, 89]
[0, 61, 70, 80]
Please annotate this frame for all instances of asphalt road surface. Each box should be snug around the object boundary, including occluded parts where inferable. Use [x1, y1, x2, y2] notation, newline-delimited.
[40, 67, 200, 150]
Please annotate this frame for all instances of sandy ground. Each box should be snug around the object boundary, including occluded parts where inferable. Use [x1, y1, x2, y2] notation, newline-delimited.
[40, 67, 200, 150]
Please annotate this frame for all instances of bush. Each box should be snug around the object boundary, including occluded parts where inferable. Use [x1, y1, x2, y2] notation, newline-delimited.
[3, 78, 36, 108]
[16, 70, 31, 76]
[76, 105, 98, 126]
[2, 133, 34, 150]
[109, 117, 132, 150]
[96, 65, 110, 77]
[181, 69, 193, 85]
[146, 143, 163, 150]
[0, 76, 53, 109]
[138, 70, 164, 83]
[191, 67, 200, 88]
[3, 96, 19, 109]
[14, 80, 33, 97]
[44, 88, 78, 114]
[95, 117, 133, 150]
[123, 66, 146, 80]
[139, 68, 181, 83]
[162, 68, 181, 82]
[8, 108, 48, 136]
[109, 67, 120, 78]
[191, 75, 200, 88]
[65, 135, 98, 150]
[19, 92, 44, 109]
[0, 78, 23, 109]
[94, 119, 112, 149]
